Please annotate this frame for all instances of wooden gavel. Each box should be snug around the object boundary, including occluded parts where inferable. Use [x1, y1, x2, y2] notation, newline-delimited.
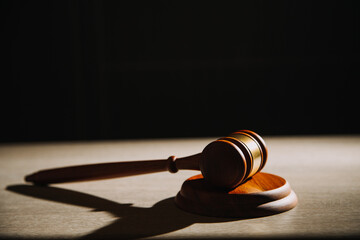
[25, 130, 267, 189]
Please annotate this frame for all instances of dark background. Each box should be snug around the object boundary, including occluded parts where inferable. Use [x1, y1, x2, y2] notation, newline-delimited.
[1, 0, 359, 142]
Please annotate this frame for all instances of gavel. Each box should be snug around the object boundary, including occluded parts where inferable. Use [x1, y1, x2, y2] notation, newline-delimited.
[25, 130, 267, 189]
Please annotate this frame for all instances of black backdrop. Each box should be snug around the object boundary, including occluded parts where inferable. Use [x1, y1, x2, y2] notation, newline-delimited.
[1, 0, 359, 142]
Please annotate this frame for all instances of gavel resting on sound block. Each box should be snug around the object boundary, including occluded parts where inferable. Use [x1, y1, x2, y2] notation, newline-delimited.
[25, 130, 297, 218]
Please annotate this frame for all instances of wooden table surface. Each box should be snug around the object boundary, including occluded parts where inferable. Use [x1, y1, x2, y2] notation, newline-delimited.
[1, 136, 360, 239]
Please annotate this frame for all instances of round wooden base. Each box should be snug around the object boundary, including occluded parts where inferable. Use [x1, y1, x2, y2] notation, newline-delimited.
[175, 172, 297, 218]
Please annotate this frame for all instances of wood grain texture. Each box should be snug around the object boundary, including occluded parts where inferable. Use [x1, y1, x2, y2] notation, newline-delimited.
[1, 136, 360, 239]
[175, 172, 297, 218]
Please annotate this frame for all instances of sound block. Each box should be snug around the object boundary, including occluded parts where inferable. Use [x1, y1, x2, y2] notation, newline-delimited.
[175, 172, 297, 218]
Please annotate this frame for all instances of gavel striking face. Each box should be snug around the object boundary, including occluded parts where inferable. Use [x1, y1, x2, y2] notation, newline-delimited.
[200, 130, 267, 188]
[25, 130, 267, 189]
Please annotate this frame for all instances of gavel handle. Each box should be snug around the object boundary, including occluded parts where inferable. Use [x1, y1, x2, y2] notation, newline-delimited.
[24, 153, 201, 185]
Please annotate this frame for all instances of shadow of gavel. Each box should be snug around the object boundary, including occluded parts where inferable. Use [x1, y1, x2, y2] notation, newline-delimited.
[25, 130, 267, 189]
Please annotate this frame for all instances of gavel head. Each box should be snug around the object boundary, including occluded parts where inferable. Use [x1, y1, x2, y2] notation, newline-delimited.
[199, 130, 268, 189]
